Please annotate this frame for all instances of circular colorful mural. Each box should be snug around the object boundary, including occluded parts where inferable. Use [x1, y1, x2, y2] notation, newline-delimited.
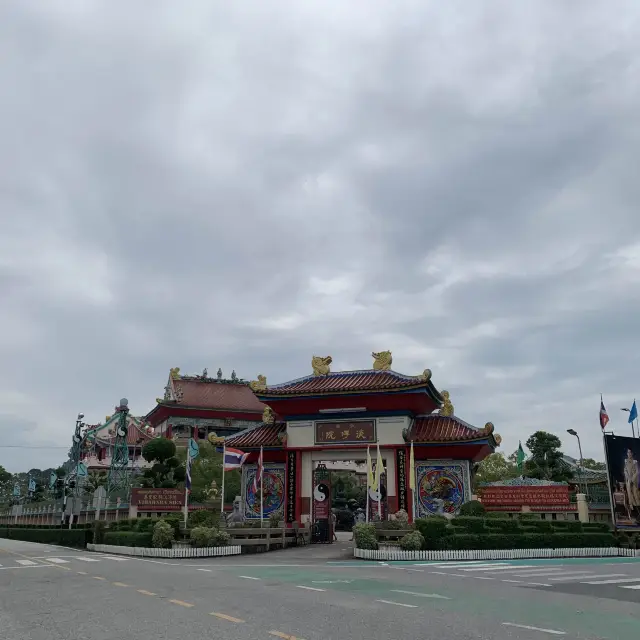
[246, 470, 285, 517]
[418, 467, 464, 516]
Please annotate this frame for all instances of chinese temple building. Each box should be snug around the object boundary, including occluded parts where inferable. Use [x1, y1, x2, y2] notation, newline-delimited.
[82, 413, 154, 473]
[224, 353, 500, 527]
[145, 367, 266, 442]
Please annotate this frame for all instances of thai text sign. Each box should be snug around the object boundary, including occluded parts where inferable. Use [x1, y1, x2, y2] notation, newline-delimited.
[480, 485, 570, 506]
[131, 488, 185, 511]
[315, 420, 376, 445]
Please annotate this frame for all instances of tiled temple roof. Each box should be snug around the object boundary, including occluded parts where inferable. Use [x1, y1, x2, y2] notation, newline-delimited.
[409, 414, 496, 443]
[560, 455, 608, 483]
[224, 423, 287, 449]
[169, 378, 265, 411]
[255, 369, 439, 397]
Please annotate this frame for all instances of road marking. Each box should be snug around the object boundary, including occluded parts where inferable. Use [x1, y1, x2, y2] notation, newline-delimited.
[548, 573, 625, 582]
[415, 561, 501, 567]
[501, 579, 523, 584]
[502, 622, 565, 635]
[137, 589, 156, 596]
[238, 575, 260, 580]
[621, 584, 640, 590]
[296, 585, 325, 592]
[405, 568, 424, 572]
[197, 569, 212, 572]
[461, 565, 536, 572]
[269, 631, 303, 640]
[473, 576, 495, 580]
[0, 565, 52, 571]
[93, 576, 106, 581]
[512, 569, 566, 577]
[211, 612, 245, 623]
[112, 582, 129, 587]
[47, 558, 69, 564]
[76, 571, 88, 575]
[104, 556, 128, 561]
[16, 560, 37, 566]
[582, 577, 640, 585]
[376, 599, 418, 608]
[169, 599, 194, 608]
[74, 557, 100, 562]
[527, 582, 552, 587]
[391, 590, 450, 599]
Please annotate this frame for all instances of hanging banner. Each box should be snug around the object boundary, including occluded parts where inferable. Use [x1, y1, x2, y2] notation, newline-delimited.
[312, 464, 331, 543]
[604, 434, 640, 531]
[286, 450, 297, 523]
[396, 448, 408, 512]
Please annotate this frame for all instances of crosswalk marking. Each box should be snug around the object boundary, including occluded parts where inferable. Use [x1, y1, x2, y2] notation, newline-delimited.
[74, 557, 100, 562]
[104, 556, 128, 561]
[512, 569, 566, 577]
[16, 560, 37, 566]
[47, 558, 69, 564]
[582, 577, 640, 585]
[460, 565, 536, 572]
[549, 573, 626, 582]
[621, 584, 640, 590]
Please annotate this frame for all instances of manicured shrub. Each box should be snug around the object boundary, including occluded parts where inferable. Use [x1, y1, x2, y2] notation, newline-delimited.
[551, 520, 582, 533]
[135, 518, 155, 532]
[399, 530, 424, 551]
[414, 517, 448, 550]
[522, 519, 553, 533]
[152, 520, 174, 548]
[210, 529, 230, 547]
[451, 516, 486, 533]
[485, 518, 521, 533]
[0, 527, 87, 547]
[188, 509, 219, 529]
[190, 526, 212, 548]
[582, 522, 610, 533]
[353, 523, 378, 550]
[459, 500, 485, 517]
[160, 515, 182, 537]
[104, 531, 153, 547]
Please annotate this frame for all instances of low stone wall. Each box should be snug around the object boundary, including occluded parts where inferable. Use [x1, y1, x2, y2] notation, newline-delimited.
[87, 543, 241, 558]
[354, 546, 640, 561]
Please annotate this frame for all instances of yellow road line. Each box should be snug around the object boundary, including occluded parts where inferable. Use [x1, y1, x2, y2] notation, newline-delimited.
[137, 589, 156, 596]
[210, 612, 245, 623]
[93, 576, 106, 581]
[269, 632, 304, 640]
[169, 599, 194, 608]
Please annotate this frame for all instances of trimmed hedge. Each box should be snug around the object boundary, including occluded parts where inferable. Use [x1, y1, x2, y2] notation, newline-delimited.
[440, 532, 615, 550]
[0, 527, 89, 547]
[103, 531, 153, 547]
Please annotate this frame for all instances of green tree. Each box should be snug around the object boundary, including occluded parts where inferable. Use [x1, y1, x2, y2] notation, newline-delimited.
[473, 452, 519, 489]
[524, 431, 573, 482]
[580, 458, 606, 471]
[0, 465, 11, 484]
[140, 439, 185, 488]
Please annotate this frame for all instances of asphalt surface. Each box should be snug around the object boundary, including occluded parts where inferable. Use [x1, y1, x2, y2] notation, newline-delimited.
[2, 538, 640, 639]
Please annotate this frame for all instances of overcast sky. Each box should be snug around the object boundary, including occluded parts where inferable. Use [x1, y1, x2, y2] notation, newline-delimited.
[1, 2, 639, 473]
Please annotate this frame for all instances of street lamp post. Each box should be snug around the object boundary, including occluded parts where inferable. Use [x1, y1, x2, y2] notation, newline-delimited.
[620, 408, 637, 438]
[567, 429, 588, 497]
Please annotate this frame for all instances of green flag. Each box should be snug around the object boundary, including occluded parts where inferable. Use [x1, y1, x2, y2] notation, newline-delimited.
[516, 442, 525, 471]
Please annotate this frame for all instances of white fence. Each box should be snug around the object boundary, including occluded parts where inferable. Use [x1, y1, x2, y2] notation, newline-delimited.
[354, 547, 640, 561]
[87, 543, 241, 558]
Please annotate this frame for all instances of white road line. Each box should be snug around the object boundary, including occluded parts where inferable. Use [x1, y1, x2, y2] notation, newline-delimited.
[512, 569, 567, 577]
[621, 584, 640, 590]
[197, 569, 212, 572]
[391, 590, 450, 599]
[502, 622, 565, 635]
[238, 575, 260, 580]
[16, 560, 37, 566]
[74, 557, 100, 562]
[47, 558, 69, 564]
[415, 561, 501, 567]
[0, 565, 52, 571]
[461, 565, 537, 572]
[548, 573, 623, 582]
[473, 576, 495, 580]
[527, 582, 553, 587]
[376, 599, 418, 608]
[405, 568, 424, 572]
[104, 556, 128, 561]
[449, 563, 513, 570]
[501, 579, 523, 584]
[296, 585, 325, 592]
[582, 577, 640, 585]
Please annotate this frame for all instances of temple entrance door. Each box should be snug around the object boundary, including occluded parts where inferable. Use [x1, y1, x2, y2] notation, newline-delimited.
[311, 464, 332, 543]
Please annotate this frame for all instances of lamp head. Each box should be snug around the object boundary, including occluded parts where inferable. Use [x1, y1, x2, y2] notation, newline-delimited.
[567, 429, 578, 437]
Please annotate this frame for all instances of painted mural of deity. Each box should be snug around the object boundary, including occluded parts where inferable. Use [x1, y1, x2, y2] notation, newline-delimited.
[244, 466, 285, 519]
[416, 463, 469, 517]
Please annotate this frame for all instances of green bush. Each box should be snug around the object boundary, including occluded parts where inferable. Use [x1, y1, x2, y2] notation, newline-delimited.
[414, 517, 448, 550]
[485, 512, 511, 519]
[0, 527, 88, 547]
[459, 500, 485, 517]
[210, 529, 230, 547]
[353, 523, 378, 550]
[551, 520, 582, 533]
[188, 510, 219, 529]
[523, 520, 553, 533]
[190, 526, 213, 547]
[485, 518, 521, 533]
[399, 530, 425, 551]
[160, 515, 182, 537]
[582, 522, 610, 533]
[135, 518, 156, 532]
[152, 520, 175, 548]
[104, 531, 153, 547]
[451, 516, 486, 533]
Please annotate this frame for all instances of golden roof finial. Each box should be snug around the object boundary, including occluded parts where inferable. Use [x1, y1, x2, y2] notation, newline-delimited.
[169, 367, 181, 380]
[312, 355, 332, 376]
[249, 375, 267, 392]
[440, 390, 454, 417]
[372, 351, 392, 370]
[262, 406, 275, 424]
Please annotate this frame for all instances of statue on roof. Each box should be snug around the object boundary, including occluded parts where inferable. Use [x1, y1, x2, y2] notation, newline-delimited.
[170, 367, 181, 380]
[312, 355, 332, 376]
[249, 375, 267, 392]
[372, 351, 392, 371]
[440, 390, 454, 417]
[202, 368, 208, 379]
[105, 415, 111, 422]
[263, 406, 275, 424]
[217, 368, 223, 380]
[231, 370, 237, 381]
[421, 368, 432, 381]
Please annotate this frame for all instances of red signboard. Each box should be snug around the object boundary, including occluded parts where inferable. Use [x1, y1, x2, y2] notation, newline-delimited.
[315, 420, 376, 445]
[131, 488, 185, 511]
[479, 485, 570, 507]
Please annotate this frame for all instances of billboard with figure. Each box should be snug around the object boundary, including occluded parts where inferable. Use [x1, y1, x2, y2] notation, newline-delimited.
[604, 434, 640, 530]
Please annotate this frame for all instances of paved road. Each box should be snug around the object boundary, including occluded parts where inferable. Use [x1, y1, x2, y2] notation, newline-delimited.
[2, 539, 640, 639]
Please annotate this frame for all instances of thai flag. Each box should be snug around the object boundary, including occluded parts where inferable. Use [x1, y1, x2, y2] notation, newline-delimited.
[224, 447, 249, 471]
[253, 446, 263, 493]
[600, 396, 610, 430]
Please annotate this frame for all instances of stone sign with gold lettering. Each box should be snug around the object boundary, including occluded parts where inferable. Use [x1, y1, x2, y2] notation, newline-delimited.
[314, 420, 376, 445]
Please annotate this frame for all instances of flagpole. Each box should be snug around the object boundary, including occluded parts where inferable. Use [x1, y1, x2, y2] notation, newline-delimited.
[377, 443, 382, 520]
[365, 446, 370, 524]
[220, 443, 226, 521]
[183, 458, 190, 530]
[602, 428, 617, 530]
[260, 446, 264, 528]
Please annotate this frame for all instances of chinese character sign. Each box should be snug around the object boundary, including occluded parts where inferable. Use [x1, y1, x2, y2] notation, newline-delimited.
[315, 420, 376, 445]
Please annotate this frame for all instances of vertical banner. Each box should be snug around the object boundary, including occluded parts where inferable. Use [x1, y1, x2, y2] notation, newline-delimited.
[396, 448, 408, 513]
[604, 434, 640, 531]
[286, 450, 297, 523]
[312, 464, 331, 543]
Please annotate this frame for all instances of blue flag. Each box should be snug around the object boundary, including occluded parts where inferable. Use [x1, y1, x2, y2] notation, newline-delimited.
[629, 400, 638, 424]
